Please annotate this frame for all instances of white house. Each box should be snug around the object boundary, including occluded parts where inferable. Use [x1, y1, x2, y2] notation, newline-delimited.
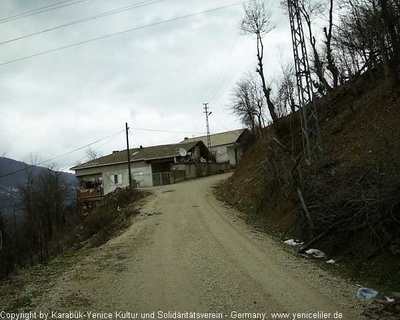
[71, 140, 210, 210]
[180, 129, 252, 165]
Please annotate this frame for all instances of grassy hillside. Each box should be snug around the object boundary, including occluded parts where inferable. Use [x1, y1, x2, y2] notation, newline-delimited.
[0, 187, 147, 311]
[217, 73, 400, 292]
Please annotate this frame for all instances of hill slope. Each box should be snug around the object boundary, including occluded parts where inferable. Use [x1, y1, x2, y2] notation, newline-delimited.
[217, 74, 400, 291]
[0, 157, 76, 216]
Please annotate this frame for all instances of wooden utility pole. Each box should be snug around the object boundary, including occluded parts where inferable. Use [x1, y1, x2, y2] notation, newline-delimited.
[125, 123, 133, 190]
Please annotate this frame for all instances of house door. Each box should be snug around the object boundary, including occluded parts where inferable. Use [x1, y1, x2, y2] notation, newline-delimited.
[234, 148, 238, 165]
[152, 172, 171, 186]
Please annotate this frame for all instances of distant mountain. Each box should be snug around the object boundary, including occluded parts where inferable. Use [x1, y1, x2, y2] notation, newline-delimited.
[0, 157, 76, 217]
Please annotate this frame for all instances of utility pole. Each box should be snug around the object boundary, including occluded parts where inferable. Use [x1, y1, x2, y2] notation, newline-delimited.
[203, 103, 212, 162]
[125, 122, 133, 190]
[287, 0, 323, 164]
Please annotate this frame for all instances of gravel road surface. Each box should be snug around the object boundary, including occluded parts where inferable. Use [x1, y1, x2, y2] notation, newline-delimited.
[35, 173, 366, 319]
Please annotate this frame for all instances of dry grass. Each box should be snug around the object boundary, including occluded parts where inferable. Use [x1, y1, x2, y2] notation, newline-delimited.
[217, 73, 400, 292]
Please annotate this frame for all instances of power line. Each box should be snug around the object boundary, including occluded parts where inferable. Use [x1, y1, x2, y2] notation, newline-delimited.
[0, 1, 248, 67]
[207, 33, 240, 101]
[128, 129, 141, 148]
[0, 124, 207, 179]
[0, 0, 75, 22]
[0, 0, 90, 25]
[60, 130, 125, 171]
[92, 130, 124, 153]
[0, 129, 125, 180]
[209, 36, 248, 104]
[0, 0, 163, 46]
[129, 127, 205, 134]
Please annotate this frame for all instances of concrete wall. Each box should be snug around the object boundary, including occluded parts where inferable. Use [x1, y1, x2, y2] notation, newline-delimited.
[211, 145, 228, 163]
[171, 162, 231, 182]
[226, 146, 244, 166]
[227, 146, 236, 165]
[210, 144, 243, 166]
[130, 161, 153, 188]
[75, 161, 153, 194]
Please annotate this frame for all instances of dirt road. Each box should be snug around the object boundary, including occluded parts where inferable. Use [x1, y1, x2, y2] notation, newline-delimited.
[35, 173, 366, 319]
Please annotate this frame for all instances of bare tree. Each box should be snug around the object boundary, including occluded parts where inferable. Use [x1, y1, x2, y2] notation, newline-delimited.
[0, 211, 13, 277]
[231, 75, 266, 136]
[85, 147, 102, 161]
[335, 0, 400, 80]
[240, 0, 279, 124]
[298, 0, 332, 94]
[20, 163, 71, 262]
[274, 61, 297, 116]
[324, 0, 340, 88]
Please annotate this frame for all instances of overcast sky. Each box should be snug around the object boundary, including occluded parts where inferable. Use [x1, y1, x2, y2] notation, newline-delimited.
[0, 0, 293, 172]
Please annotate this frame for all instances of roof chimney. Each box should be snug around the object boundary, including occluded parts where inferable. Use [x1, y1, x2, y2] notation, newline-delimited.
[184, 137, 188, 141]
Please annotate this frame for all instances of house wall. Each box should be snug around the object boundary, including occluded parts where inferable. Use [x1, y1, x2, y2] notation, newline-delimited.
[131, 161, 153, 188]
[75, 161, 153, 194]
[211, 145, 228, 163]
[211, 144, 243, 166]
[171, 162, 231, 181]
[227, 145, 244, 166]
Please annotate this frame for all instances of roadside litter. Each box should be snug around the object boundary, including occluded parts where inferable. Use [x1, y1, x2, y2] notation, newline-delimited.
[305, 248, 326, 259]
[283, 239, 303, 246]
[357, 287, 379, 299]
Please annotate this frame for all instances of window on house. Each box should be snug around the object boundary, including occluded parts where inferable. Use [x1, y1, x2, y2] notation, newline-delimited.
[110, 174, 122, 185]
[133, 171, 143, 181]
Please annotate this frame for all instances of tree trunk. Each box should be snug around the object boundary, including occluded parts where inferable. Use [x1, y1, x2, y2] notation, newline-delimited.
[380, 0, 400, 63]
[265, 88, 277, 124]
[256, 34, 279, 123]
[300, 4, 332, 93]
[324, 0, 339, 88]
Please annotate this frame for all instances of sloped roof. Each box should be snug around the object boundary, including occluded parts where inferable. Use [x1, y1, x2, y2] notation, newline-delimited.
[71, 140, 202, 171]
[181, 129, 247, 147]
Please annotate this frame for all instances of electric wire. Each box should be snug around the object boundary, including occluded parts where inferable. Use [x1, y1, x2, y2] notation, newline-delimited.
[0, 0, 91, 25]
[129, 127, 205, 134]
[60, 129, 125, 171]
[0, 0, 163, 46]
[0, 0, 75, 22]
[0, 124, 208, 178]
[207, 33, 240, 102]
[209, 36, 248, 104]
[128, 129, 140, 148]
[0, 1, 248, 67]
[0, 129, 125, 179]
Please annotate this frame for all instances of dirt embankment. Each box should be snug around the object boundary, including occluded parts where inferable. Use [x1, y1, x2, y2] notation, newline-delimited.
[0, 187, 146, 311]
[217, 75, 400, 293]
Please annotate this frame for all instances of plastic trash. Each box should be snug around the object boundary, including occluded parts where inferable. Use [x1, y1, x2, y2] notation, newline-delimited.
[326, 259, 336, 264]
[305, 248, 326, 259]
[385, 296, 395, 303]
[357, 288, 379, 299]
[283, 239, 301, 246]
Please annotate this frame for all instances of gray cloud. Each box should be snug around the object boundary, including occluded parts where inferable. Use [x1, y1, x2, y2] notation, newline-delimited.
[0, 0, 293, 171]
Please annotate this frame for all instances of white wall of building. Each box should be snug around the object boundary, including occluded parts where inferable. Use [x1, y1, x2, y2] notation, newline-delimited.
[211, 145, 228, 163]
[75, 161, 153, 194]
[211, 144, 243, 165]
[227, 146, 237, 165]
[130, 161, 153, 188]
